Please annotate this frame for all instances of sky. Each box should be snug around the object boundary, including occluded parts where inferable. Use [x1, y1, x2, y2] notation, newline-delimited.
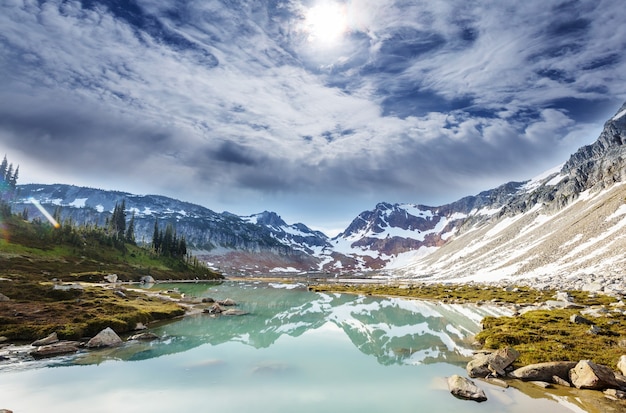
[1, 0, 625, 236]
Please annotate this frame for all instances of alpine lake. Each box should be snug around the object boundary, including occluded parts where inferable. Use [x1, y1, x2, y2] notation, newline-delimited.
[0, 280, 591, 412]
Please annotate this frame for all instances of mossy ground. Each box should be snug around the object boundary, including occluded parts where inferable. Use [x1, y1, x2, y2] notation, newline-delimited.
[311, 283, 626, 367]
[0, 280, 185, 341]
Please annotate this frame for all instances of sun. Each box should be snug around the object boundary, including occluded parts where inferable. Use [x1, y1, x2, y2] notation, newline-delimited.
[303, 2, 349, 45]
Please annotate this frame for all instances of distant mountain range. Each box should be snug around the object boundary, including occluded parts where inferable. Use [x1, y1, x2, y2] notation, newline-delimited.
[13, 101, 626, 280]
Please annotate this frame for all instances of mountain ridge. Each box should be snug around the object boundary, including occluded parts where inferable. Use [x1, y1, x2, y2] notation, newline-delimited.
[11, 101, 626, 278]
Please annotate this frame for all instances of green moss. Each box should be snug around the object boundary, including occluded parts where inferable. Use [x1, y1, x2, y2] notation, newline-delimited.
[476, 308, 626, 366]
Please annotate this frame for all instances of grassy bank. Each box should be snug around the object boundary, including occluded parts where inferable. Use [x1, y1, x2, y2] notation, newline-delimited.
[310, 283, 626, 367]
[0, 213, 222, 341]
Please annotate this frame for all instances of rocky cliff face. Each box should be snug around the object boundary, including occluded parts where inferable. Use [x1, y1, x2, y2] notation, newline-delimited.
[393, 103, 626, 282]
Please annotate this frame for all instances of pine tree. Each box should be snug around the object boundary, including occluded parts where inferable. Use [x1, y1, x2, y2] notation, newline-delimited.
[8, 166, 19, 190]
[125, 212, 136, 244]
[0, 155, 7, 184]
[152, 218, 161, 253]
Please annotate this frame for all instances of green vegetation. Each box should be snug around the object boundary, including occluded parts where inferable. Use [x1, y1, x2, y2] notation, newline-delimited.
[309, 283, 558, 304]
[477, 308, 626, 367]
[0, 281, 185, 341]
[0, 156, 222, 342]
[311, 282, 626, 367]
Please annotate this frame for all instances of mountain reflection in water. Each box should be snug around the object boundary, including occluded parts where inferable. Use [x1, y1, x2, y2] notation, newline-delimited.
[0, 281, 582, 413]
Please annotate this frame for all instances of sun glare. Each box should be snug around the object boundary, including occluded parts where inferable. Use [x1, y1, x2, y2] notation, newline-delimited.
[304, 2, 349, 45]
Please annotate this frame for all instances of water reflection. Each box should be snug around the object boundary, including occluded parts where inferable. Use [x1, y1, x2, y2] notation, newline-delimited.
[74, 281, 510, 366]
[0, 281, 583, 413]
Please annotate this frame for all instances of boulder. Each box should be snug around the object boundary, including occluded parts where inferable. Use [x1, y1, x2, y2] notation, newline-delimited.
[204, 303, 223, 314]
[447, 375, 487, 402]
[509, 361, 577, 382]
[569, 360, 620, 390]
[86, 327, 123, 348]
[570, 314, 593, 325]
[467, 347, 519, 378]
[618, 355, 626, 376]
[128, 332, 159, 341]
[31, 332, 59, 347]
[134, 322, 147, 331]
[217, 298, 237, 306]
[201, 297, 215, 303]
[0, 293, 10, 302]
[140, 275, 155, 284]
[104, 274, 118, 283]
[30, 341, 80, 359]
[221, 309, 249, 316]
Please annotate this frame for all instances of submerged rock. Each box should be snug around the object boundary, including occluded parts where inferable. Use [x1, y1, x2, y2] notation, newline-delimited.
[30, 341, 80, 359]
[217, 298, 237, 306]
[447, 375, 487, 402]
[128, 332, 159, 341]
[86, 327, 123, 348]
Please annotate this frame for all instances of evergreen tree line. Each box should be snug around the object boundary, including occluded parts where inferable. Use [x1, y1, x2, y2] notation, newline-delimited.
[152, 219, 187, 258]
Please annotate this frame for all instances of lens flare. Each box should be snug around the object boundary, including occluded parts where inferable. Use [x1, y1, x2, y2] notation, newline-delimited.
[29, 197, 60, 228]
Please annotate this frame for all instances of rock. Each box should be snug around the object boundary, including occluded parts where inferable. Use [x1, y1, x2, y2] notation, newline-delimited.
[509, 361, 577, 382]
[544, 300, 583, 309]
[86, 327, 123, 348]
[114, 290, 127, 298]
[105, 274, 118, 283]
[604, 388, 626, 400]
[0, 293, 10, 302]
[447, 375, 487, 402]
[31, 332, 59, 346]
[531, 381, 552, 389]
[553, 375, 571, 387]
[30, 341, 80, 359]
[0, 409, 13, 413]
[201, 297, 215, 303]
[587, 325, 602, 335]
[569, 360, 620, 390]
[570, 314, 593, 325]
[134, 322, 147, 331]
[618, 356, 626, 376]
[582, 306, 610, 318]
[204, 303, 223, 314]
[583, 282, 604, 293]
[0, 337, 8, 344]
[217, 298, 236, 306]
[140, 275, 155, 284]
[554, 291, 573, 302]
[477, 377, 508, 388]
[467, 347, 520, 378]
[128, 332, 159, 341]
[221, 309, 248, 316]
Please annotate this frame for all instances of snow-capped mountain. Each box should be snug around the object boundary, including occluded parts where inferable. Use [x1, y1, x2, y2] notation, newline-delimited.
[12, 101, 626, 279]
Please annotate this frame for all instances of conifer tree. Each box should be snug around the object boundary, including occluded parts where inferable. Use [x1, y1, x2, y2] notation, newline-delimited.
[0, 156, 7, 184]
[152, 218, 161, 253]
[125, 212, 136, 244]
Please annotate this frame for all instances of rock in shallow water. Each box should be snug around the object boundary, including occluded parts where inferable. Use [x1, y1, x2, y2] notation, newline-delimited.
[86, 327, 123, 348]
[447, 375, 487, 402]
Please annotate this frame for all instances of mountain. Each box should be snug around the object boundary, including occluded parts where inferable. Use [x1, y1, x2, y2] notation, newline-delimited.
[12, 102, 626, 279]
[12, 185, 329, 274]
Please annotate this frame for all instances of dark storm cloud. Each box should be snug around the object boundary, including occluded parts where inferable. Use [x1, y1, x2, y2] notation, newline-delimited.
[1, 0, 626, 228]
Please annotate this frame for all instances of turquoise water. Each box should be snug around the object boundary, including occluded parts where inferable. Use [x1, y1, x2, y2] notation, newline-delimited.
[0, 281, 582, 412]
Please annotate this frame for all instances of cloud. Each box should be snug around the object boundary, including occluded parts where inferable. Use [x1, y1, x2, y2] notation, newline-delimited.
[1, 0, 625, 230]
